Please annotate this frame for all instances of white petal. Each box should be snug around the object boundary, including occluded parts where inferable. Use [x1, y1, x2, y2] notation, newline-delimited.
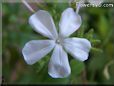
[48, 44, 71, 78]
[22, 40, 55, 65]
[59, 8, 82, 37]
[29, 10, 58, 40]
[63, 38, 91, 61]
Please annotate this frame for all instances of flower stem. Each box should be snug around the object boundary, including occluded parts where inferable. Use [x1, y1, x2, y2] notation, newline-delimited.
[22, 0, 35, 13]
[76, 0, 85, 14]
[76, 2, 80, 14]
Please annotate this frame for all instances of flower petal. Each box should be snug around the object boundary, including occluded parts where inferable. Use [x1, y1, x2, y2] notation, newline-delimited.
[59, 8, 82, 37]
[29, 10, 58, 40]
[48, 44, 71, 78]
[22, 40, 55, 65]
[63, 38, 91, 61]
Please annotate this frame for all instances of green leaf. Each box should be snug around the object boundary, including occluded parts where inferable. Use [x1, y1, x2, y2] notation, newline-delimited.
[97, 15, 109, 39]
[77, 28, 85, 38]
[70, 60, 85, 76]
[91, 39, 101, 45]
[85, 29, 94, 40]
[69, 60, 85, 84]
[91, 47, 103, 53]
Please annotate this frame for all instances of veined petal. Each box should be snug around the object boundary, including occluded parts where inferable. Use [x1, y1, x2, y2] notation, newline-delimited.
[22, 40, 55, 65]
[63, 38, 91, 61]
[59, 8, 82, 37]
[48, 44, 71, 78]
[29, 10, 58, 40]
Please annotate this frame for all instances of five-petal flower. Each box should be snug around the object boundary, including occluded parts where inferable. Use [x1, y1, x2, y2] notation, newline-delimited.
[22, 8, 91, 78]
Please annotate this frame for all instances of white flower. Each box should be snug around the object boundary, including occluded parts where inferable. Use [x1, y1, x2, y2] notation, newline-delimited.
[22, 8, 91, 78]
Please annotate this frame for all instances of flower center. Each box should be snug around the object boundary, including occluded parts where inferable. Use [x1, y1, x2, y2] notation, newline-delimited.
[56, 39, 60, 44]
[55, 36, 64, 45]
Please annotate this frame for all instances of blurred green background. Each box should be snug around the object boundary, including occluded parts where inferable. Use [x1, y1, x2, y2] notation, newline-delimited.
[2, 1, 114, 84]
